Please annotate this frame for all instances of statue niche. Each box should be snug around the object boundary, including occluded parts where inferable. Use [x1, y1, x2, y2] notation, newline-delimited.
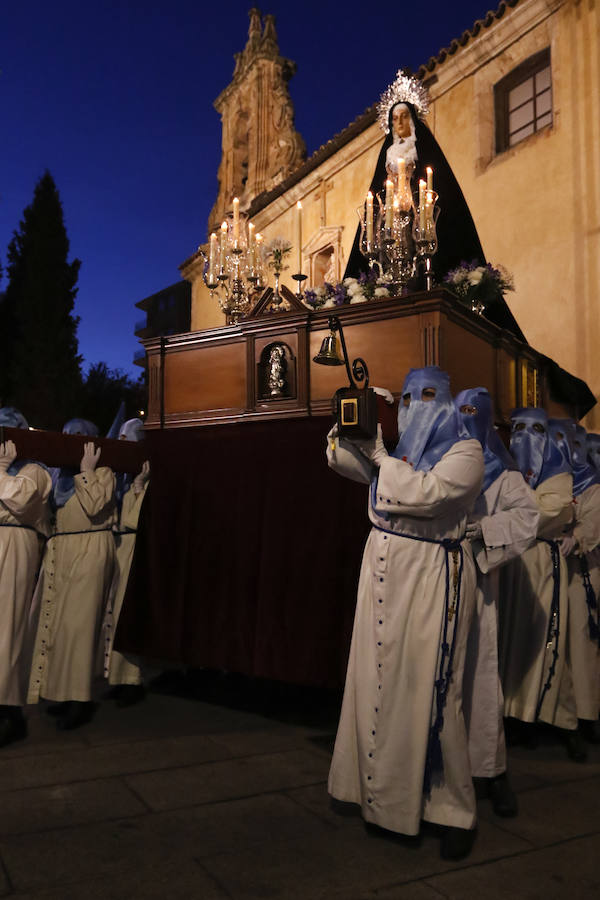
[257, 342, 296, 401]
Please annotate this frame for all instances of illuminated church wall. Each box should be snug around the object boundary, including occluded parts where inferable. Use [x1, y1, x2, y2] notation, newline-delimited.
[184, 0, 599, 423]
[422, 0, 599, 426]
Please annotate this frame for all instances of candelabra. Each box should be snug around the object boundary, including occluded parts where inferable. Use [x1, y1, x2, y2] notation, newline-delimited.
[202, 208, 266, 324]
[358, 176, 439, 293]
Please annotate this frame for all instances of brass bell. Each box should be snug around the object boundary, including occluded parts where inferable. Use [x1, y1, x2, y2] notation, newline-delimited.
[313, 330, 344, 366]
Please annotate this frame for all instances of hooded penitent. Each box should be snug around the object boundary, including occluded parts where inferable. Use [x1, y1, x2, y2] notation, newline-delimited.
[548, 419, 600, 496]
[0, 407, 30, 475]
[509, 408, 570, 488]
[455, 387, 517, 493]
[52, 418, 99, 509]
[392, 366, 469, 472]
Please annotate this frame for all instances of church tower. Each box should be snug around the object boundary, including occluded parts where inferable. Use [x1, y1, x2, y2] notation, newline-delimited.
[208, 9, 306, 233]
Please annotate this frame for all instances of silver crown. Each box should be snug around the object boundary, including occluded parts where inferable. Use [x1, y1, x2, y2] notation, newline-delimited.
[377, 71, 430, 133]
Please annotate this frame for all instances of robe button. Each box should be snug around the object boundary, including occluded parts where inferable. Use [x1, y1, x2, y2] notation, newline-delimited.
[368, 753, 373, 758]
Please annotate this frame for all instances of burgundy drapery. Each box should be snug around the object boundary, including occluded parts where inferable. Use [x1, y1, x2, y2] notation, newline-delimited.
[116, 416, 374, 689]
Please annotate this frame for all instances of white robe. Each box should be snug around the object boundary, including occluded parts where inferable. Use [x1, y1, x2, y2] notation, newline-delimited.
[499, 472, 574, 727]
[0, 464, 51, 705]
[462, 470, 539, 778]
[561, 483, 600, 721]
[106, 483, 147, 686]
[327, 436, 484, 835]
[28, 467, 117, 704]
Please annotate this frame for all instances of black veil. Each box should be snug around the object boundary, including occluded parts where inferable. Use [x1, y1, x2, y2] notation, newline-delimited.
[344, 102, 525, 341]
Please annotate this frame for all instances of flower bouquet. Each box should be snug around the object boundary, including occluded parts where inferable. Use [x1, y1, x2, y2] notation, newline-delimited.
[303, 271, 390, 311]
[443, 260, 514, 315]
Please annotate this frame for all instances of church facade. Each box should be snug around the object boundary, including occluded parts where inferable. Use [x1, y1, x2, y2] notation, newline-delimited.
[180, 0, 600, 426]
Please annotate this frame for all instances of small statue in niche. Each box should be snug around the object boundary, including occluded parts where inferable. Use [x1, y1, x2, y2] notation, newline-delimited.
[267, 344, 287, 397]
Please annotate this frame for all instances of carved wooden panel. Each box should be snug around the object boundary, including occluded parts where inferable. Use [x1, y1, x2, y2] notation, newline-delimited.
[163, 343, 247, 413]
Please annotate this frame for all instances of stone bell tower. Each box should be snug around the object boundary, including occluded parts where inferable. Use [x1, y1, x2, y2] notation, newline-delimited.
[208, 8, 306, 234]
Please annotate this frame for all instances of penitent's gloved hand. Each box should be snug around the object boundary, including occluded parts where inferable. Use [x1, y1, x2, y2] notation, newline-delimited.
[465, 521, 483, 542]
[0, 440, 17, 473]
[80, 442, 101, 473]
[133, 460, 150, 494]
[349, 424, 388, 467]
[559, 534, 578, 557]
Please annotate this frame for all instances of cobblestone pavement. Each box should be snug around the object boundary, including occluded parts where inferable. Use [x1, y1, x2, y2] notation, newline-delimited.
[0, 673, 598, 899]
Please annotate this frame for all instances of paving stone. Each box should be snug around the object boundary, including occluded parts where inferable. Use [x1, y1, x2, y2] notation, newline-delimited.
[200, 816, 530, 900]
[328, 881, 446, 900]
[9, 859, 228, 900]
[208, 725, 329, 758]
[0, 778, 146, 837]
[82, 694, 285, 746]
[125, 748, 330, 811]
[0, 817, 195, 891]
[0, 733, 231, 793]
[285, 783, 365, 829]
[506, 741, 600, 786]
[425, 833, 600, 899]
[477, 776, 600, 845]
[0, 793, 327, 891]
[153, 792, 331, 859]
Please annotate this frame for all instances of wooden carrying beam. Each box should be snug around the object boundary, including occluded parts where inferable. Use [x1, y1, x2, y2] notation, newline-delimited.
[0, 427, 146, 474]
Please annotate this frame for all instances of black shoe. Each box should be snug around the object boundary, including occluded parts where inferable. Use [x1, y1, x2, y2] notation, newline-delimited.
[562, 728, 588, 762]
[115, 684, 146, 708]
[440, 826, 476, 860]
[0, 714, 27, 748]
[488, 772, 518, 817]
[579, 719, 600, 745]
[56, 701, 95, 731]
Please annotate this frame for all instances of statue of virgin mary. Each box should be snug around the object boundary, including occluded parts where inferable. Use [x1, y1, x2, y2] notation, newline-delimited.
[345, 71, 525, 341]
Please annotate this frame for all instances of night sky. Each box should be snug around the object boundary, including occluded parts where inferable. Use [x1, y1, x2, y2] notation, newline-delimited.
[1, 0, 491, 376]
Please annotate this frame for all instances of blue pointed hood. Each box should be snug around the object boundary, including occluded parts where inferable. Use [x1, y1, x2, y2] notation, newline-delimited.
[455, 387, 517, 492]
[510, 408, 569, 488]
[392, 367, 469, 472]
[548, 418, 600, 496]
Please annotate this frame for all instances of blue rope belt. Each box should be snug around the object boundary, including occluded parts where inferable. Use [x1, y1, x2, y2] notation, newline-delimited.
[536, 539, 561, 720]
[579, 554, 600, 646]
[372, 523, 464, 796]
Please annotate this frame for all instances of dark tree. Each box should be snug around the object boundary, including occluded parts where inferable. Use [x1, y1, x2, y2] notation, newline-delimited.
[1, 171, 82, 428]
[80, 362, 146, 436]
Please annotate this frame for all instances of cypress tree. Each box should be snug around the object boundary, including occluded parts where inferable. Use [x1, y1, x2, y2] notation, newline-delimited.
[2, 171, 82, 429]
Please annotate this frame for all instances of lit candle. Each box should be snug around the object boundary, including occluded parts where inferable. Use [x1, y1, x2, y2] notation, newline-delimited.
[419, 180, 426, 231]
[366, 191, 373, 246]
[426, 167, 433, 193]
[220, 221, 228, 269]
[426, 190, 433, 227]
[208, 232, 217, 282]
[248, 222, 255, 267]
[397, 157, 406, 183]
[295, 201, 302, 273]
[232, 197, 240, 243]
[255, 233, 263, 284]
[385, 179, 393, 229]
